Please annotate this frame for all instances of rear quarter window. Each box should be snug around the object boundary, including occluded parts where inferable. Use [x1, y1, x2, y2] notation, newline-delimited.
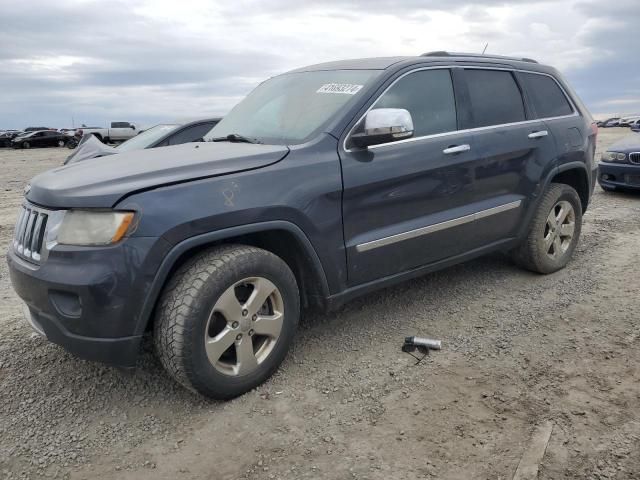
[465, 69, 526, 128]
[520, 72, 574, 118]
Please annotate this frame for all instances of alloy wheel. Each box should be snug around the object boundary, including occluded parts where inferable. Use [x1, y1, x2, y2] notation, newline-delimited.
[204, 277, 284, 376]
[543, 200, 575, 260]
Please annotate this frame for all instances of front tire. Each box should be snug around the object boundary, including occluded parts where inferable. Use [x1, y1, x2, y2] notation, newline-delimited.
[154, 245, 300, 399]
[57, 139, 66, 147]
[512, 183, 582, 274]
[22, 141, 30, 149]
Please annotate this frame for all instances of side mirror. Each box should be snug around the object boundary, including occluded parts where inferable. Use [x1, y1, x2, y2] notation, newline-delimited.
[130, 125, 136, 129]
[350, 108, 414, 149]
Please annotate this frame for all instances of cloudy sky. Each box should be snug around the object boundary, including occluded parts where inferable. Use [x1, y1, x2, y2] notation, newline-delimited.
[0, 0, 638, 129]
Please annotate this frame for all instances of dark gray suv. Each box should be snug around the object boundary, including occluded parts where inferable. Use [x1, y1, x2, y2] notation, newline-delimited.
[8, 52, 598, 399]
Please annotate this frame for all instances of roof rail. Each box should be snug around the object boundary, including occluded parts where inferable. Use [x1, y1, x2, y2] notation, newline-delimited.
[420, 51, 538, 64]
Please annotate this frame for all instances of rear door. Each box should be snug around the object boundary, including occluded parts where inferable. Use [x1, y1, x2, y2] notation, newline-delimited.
[45, 131, 58, 146]
[340, 67, 479, 285]
[460, 67, 557, 248]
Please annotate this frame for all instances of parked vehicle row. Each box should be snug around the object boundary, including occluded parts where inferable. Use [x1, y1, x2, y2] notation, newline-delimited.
[8, 52, 597, 400]
[596, 116, 640, 128]
[10, 130, 71, 149]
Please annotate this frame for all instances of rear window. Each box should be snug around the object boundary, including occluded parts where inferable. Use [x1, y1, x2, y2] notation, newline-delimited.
[466, 69, 526, 128]
[520, 72, 573, 118]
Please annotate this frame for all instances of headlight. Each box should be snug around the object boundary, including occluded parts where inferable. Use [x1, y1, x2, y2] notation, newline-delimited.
[56, 210, 135, 246]
[602, 151, 626, 162]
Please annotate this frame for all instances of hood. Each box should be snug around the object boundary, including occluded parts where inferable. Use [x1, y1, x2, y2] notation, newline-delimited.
[607, 132, 640, 153]
[65, 135, 118, 164]
[27, 141, 290, 208]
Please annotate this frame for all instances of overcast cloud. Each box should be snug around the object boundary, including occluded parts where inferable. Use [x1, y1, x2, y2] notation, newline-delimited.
[0, 0, 638, 129]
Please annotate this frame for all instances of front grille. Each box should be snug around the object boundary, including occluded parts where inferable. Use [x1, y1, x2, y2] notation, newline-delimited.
[629, 152, 640, 165]
[13, 205, 49, 262]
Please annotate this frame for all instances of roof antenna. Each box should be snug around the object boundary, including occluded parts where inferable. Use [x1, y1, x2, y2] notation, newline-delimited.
[482, 43, 489, 54]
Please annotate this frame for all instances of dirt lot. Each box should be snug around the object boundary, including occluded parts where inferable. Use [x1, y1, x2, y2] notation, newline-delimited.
[1, 129, 639, 480]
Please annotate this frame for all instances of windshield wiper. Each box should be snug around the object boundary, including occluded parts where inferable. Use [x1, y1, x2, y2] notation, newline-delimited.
[209, 133, 261, 144]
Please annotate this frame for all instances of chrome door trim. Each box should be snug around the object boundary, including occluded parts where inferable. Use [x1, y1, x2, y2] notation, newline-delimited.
[355, 200, 522, 253]
[342, 65, 578, 153]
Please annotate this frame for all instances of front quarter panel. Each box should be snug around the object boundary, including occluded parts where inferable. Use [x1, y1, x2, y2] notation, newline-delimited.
[116, 134, 346, 293]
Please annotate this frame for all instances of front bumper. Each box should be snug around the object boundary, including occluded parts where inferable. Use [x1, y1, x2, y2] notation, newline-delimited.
[7, 236, 164, 367]
[598, 162, 640, 190]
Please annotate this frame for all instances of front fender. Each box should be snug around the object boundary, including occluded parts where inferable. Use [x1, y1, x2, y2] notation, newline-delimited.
[131, 220, 330, 336]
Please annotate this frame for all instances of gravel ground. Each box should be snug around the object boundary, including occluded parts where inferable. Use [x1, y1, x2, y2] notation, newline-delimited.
[1, 129, 639, 479]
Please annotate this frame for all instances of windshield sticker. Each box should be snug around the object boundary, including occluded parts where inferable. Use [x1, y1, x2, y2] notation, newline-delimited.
[316, 83, 364, 95]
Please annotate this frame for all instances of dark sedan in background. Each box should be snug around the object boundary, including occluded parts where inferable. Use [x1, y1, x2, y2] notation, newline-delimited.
[11, 130, 70, 149]
[598, 132, 640, 191]
[65, 117, 220, 164]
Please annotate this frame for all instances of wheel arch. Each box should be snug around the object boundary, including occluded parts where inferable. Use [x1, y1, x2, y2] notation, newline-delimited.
[550, 162, 591, 213]
[134, 221, 330, 335]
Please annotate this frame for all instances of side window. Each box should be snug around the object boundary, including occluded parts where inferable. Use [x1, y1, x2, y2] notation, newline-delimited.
[168, 123, 216, 145]
[520, 72, 573, 118]
[111, 122, 130, 128]
[465, 69, 526, 128]
[371, 69, 457, 138]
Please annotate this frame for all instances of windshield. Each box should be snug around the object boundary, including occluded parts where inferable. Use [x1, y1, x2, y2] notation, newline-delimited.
[204, 69, 380, 145]
[116, 124, 179, 152]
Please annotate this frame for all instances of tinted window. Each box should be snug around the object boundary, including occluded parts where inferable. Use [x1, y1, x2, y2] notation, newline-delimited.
[372, 69, 457, 137]
[111, 122, 131, 128]
[521, 72, 573, 118]
[466, 70, 525, 128]
[168, 122, 218, 145]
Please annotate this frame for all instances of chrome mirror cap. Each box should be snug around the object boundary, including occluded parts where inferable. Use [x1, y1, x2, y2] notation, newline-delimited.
[351, 108, 414, 149]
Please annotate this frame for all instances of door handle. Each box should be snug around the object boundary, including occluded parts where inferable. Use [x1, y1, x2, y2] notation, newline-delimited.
[528, 130, 549, 139]
[443, 144, 471, 155]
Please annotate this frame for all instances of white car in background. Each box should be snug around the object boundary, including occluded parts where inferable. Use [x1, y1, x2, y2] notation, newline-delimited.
[75, 121, 141, 144]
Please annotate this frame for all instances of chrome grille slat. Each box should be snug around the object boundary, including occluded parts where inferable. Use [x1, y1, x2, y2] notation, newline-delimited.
[22, 210, 36, 256]
[13, 204, 51, 263]
[17, 209, 32, 254]
[30, 214, 44, 257]
[629, 152, 640, 165]
[13, 208, 27, 249]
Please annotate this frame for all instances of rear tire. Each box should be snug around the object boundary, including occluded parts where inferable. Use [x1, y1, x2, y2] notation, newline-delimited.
[57, 140, 66, 147]
[512, 183, 582, 274]
[22, 141, 30, 149]
[154, 245, 300, 399]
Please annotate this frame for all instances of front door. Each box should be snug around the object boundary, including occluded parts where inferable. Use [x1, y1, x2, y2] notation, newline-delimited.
[339, 68, 478, 285]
